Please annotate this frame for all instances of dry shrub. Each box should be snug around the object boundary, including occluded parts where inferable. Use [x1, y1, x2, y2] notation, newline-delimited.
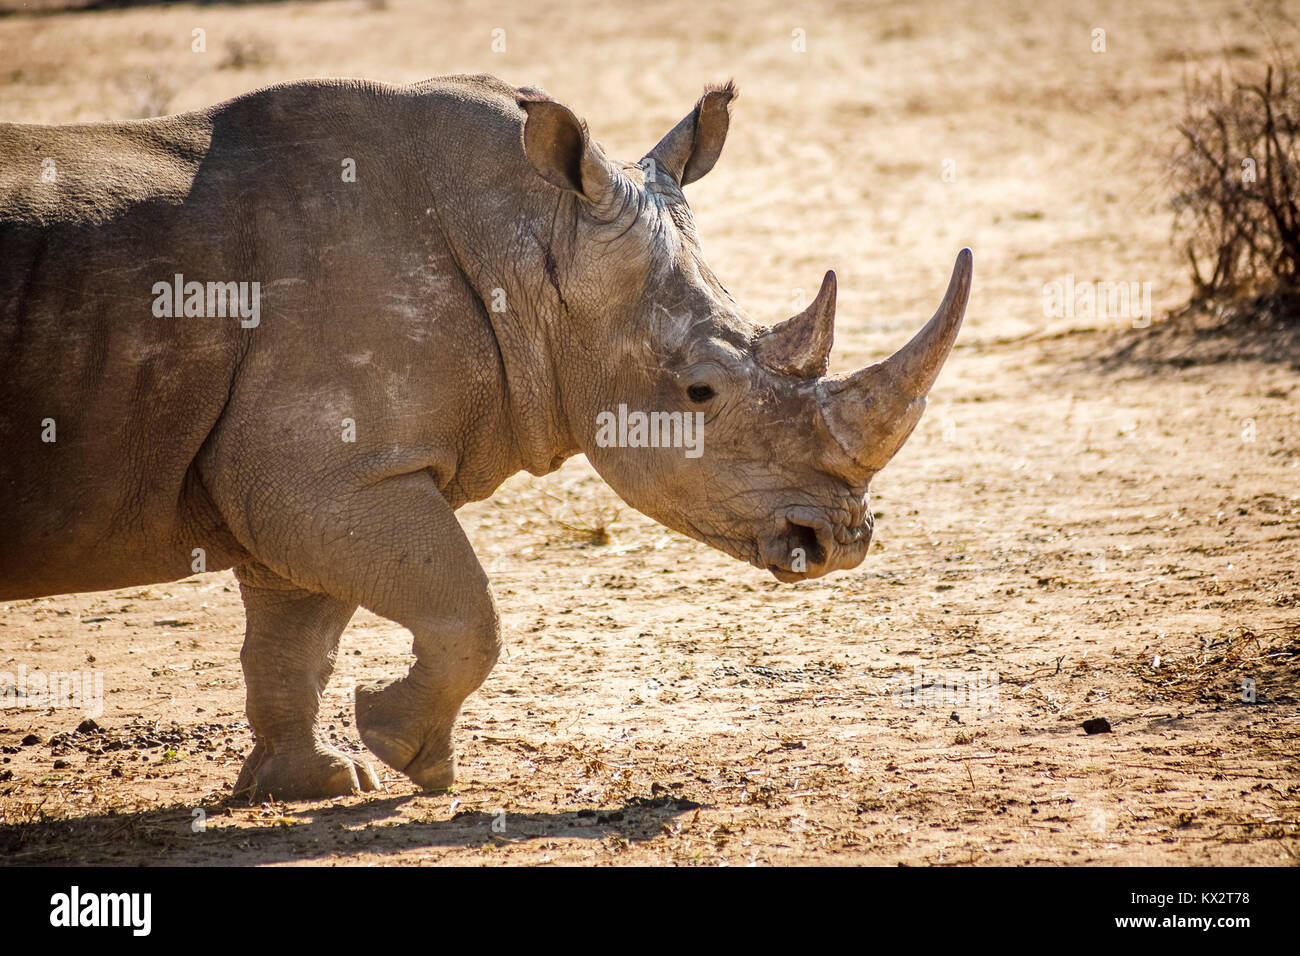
[493, 480, 621, 547]
[1171, 30, 1300, 303]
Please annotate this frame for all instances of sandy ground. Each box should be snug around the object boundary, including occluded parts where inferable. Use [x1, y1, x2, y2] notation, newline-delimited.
[1, 0, 1297, 865]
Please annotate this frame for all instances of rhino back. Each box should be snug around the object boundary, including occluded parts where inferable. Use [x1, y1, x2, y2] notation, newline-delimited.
[0, 78, 524, 598]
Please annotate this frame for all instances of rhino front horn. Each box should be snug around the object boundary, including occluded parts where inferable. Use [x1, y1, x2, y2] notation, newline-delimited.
[755, 270, 837, 378]
[818, 248, 972, 479]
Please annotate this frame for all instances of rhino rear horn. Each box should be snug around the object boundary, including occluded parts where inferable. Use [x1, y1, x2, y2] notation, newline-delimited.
[755, 270, 837, 378]
[819, 249, 972, 479]
[643, 80, 737, 187]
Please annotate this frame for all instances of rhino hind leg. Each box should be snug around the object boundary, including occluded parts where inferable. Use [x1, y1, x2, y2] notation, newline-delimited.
[232, 566, 380, 801]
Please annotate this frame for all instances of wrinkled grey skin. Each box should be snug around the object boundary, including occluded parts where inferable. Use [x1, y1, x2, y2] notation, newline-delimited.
[0, 75, 971, 800]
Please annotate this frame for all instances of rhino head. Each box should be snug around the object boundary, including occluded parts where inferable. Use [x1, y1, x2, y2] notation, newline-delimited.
[517, 82, 971, 582]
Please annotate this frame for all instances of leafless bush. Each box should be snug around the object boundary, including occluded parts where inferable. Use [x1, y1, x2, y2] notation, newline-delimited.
[1171, 50, 1300, 301]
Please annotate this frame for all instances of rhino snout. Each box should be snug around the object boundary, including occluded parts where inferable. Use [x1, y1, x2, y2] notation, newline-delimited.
[760, 510, 870, 582]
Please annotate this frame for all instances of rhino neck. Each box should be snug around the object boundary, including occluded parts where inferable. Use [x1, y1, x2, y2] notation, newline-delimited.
[426, 204, 580, 480]
[406, 78, 590, 479]
[484, 294, 580, 478]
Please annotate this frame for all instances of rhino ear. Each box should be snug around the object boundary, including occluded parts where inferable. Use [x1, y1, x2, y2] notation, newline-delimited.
[644, 80, 737, 187]
[519, 94, 622, 207]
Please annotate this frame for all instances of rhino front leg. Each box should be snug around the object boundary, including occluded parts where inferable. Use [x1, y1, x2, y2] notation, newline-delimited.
[350, 493, 502, 792]
[215, 469, 501, 793]
[233, 565, 381, 801]
[274, 477, 503, 792]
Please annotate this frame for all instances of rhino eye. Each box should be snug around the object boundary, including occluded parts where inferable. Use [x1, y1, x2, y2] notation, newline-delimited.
[686, 384, 716, 403]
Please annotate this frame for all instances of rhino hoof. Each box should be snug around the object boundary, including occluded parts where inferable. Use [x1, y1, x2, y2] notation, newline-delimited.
[355, 724, 457, 792]
[355, 680, 457, 791]
[233, 742, 381, 802]
[407, 754, 457, 792]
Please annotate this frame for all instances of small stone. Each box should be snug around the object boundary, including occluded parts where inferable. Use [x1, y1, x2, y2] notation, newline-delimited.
[21, 733, 43, 746]
[53, 759, 69, 769]
[1082, 717, 1112, 735]
[75, 718, 100, 735]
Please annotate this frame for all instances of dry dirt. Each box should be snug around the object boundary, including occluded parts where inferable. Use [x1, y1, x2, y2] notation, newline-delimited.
[1, 0, 1297, 866]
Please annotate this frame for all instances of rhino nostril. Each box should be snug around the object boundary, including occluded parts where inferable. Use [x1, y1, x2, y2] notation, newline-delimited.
[786, 520, 827, 568]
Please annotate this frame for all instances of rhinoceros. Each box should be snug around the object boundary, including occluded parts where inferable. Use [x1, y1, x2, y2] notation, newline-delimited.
[0, 75, 971, 800]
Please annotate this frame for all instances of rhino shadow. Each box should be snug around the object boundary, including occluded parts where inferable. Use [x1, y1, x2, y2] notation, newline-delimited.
[0, 792, 706, 865]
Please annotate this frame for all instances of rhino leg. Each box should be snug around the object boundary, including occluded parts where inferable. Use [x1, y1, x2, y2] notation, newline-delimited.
[232, 565, 381, 801]
[353, 620, 497, 794]
[349, 489, 502, 792]
[213, 463, 501, 793]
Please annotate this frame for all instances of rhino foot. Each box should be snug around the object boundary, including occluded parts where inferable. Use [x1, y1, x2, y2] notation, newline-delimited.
[355, 677, 457, 791]
[233, 741, 382, 802]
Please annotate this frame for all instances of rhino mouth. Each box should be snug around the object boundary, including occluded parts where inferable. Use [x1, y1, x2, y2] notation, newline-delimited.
[759, 511, 869, 583]
[781, 520, 827, 568]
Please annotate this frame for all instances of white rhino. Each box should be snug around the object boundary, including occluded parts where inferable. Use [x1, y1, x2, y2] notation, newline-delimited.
[0, 75, 971, 799]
